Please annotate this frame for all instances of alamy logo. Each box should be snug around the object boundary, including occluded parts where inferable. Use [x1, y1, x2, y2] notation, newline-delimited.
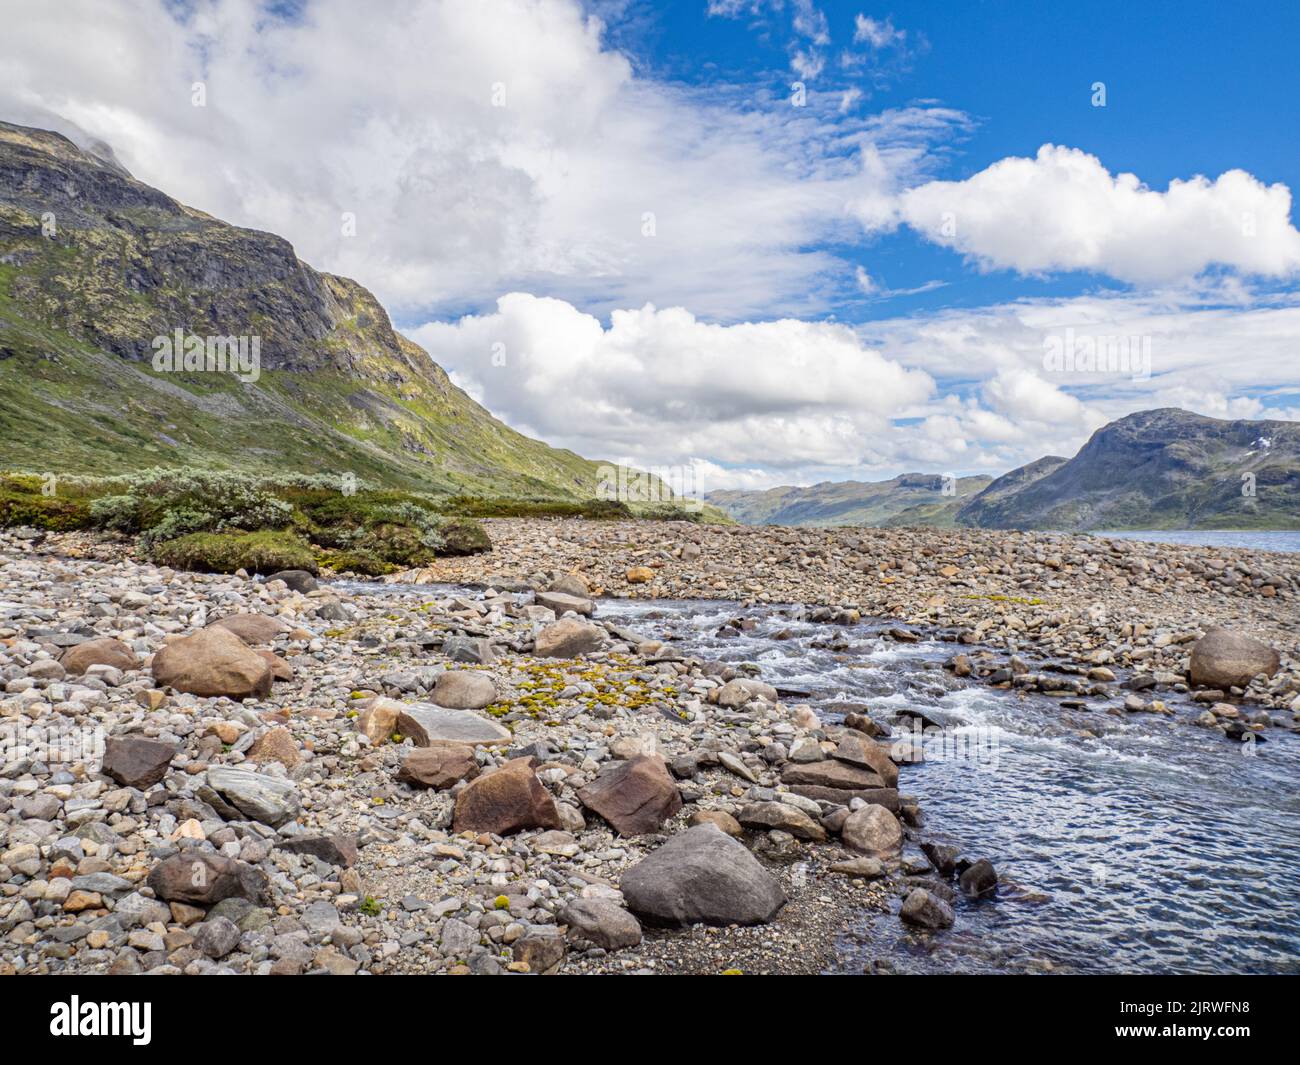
[49, 997, 151, 1045]
[151, 328, 261, 382]
[1042, 327, 1151, 381]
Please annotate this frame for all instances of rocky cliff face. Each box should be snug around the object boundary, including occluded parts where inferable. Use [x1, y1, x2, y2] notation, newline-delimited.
[956, 409, 1300, 530]
[0, 120, 604, 495]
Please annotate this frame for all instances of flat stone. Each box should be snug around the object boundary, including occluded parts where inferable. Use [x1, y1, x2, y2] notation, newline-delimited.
[737, 801, 827, 841]
[536, 591, 594, 617]
[203, 766, 300, 827]
[781, 760, 886, 791]
[396, 703, 511, 746]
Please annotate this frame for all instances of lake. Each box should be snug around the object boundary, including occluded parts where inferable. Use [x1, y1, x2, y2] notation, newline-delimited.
[1089, 529, 1300, 554]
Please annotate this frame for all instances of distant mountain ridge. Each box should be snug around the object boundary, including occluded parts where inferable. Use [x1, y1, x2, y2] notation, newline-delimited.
[957, 408, 1300, 530]
[0, 120, 611, 497]
[708, 409, 1300, 531]
[705, 473, 993, 527]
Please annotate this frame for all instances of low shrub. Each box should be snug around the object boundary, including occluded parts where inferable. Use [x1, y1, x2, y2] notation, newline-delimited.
[152, 530, 318, 575]
[446, 495, 633, 520]
[0, 477, 93, 531]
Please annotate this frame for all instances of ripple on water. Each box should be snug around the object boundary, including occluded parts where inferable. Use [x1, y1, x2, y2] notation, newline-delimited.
[343, 581, 1300, 974]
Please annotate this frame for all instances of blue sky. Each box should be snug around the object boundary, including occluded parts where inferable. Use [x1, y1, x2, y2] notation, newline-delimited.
[608, 0, 1300, 319]
[4, 0, 1299, 490]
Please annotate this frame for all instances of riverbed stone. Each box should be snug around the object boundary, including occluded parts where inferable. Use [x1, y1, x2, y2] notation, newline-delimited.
[1188, 627, 1280, 688]
[620, 824, 786, 926]
[396, 703, 511, 746]
[60, 637, 140, 675]
[452, 758, 562, 835]
[577, 754, 682, 835]
[841, 805, 902, 858]
[151, 627, 273, 699]
[533, 617, 605, 657]
[100, 736, 177, 789]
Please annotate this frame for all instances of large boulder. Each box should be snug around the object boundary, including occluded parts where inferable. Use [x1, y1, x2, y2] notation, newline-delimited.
[151, 627, 273, 699]
[533, 618, 606, 658]
[100, 736, 177, 789]
[452, 758, 562, 835]
[60, 637, 140, 675]
[396, 704, 511, 746]
[536, 591, 594, 617]
[397, 744, 480, 789]
[620, 824, 786, 926]
[201, 766, 300, 827]
[1188, 628, 1280, 688]
[429, 670, 497, 710]
[208, 613, 288, 646]
[576, 755, 682, 835]
[147, 853, 268, 906]
[841, 804, 902, 859]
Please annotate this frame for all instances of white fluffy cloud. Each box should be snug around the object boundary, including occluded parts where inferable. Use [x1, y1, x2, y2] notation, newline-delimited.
[409, 293, 934, 477]
[887, 144, 1300, 284]
[0, 0, 965, 321]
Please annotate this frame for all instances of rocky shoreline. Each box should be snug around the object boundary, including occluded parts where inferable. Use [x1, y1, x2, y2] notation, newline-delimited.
[1, 519, 1294, 977]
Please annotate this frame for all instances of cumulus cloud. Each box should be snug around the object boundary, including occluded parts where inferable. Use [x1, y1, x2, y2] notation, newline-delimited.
[0, 0, 963, 321]
[887, 144, 1300, 284]
[409, 293, 934, 473]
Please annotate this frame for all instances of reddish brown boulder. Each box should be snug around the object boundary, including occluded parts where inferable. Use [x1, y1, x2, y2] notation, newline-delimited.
[397, 744, 479, 790]
[60, 638, 140, 675]
[576, 755, 682, 836]
[452, 758, 562, 836]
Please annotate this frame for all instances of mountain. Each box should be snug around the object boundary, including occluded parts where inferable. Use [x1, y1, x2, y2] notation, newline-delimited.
[951, 455, 1067, 527]
[707, 409, 1300, 531]
[705, 473, 993, 527]
[0, 121, 607, 496]
[956, 408, 1300, 530]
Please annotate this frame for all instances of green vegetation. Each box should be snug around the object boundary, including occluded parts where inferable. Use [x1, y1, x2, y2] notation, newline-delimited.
[0, 466, 493, 575]
[152, 529, 318, 575]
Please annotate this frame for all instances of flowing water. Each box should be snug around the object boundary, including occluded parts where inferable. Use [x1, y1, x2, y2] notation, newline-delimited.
[353, 581, 1300, 975]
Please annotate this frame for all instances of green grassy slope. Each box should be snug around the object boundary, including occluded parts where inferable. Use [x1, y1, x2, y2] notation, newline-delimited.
[0, 121, 611, 498]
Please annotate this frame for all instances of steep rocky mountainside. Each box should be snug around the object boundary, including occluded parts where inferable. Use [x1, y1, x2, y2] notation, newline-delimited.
[0, 121, 606, 495]
[706, 473, 993, 527]
[955, 408, 1300, 530]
